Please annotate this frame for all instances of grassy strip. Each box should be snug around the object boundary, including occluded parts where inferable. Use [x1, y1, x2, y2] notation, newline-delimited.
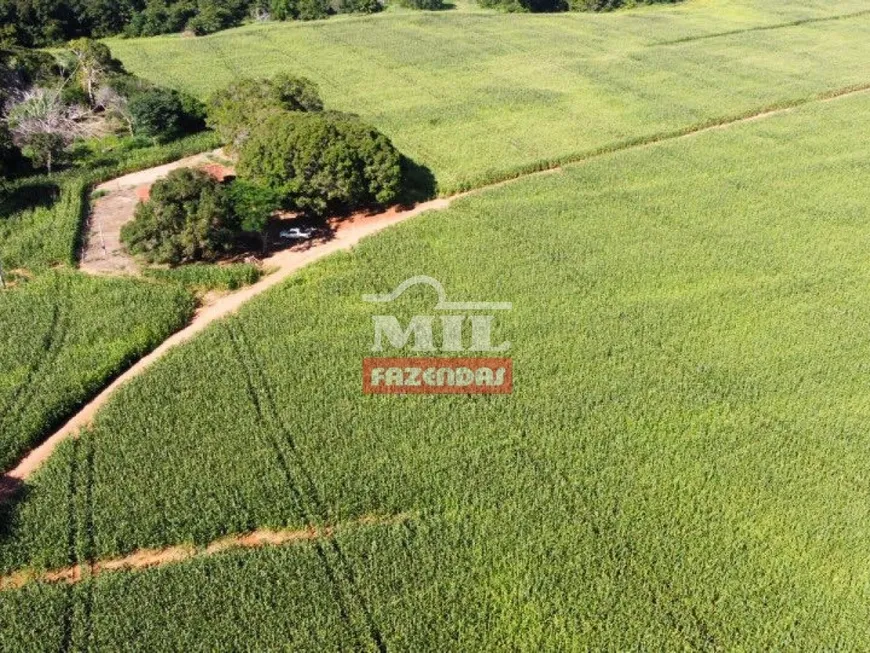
[143, 263, 262, 292]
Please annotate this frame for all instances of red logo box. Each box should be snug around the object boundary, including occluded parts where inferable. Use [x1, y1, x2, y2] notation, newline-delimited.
[363, 357, 513, 394]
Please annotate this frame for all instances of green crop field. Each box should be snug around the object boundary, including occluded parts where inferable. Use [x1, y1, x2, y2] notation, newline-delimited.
[0, 271, 194, 473]
[0, 133, 220, 473]
[109, 0, 870, 192]
[2, 88, 869, 648]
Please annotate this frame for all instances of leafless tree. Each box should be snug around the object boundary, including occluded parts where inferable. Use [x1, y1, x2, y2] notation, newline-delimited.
[4, 87, 89, 174]
[95, 84, 134, 136]
[67, 38, 117, 105]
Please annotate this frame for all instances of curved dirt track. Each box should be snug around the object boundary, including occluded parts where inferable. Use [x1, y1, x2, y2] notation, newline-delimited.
[3, 83, 869, 491]
[3, 198, 451, 488]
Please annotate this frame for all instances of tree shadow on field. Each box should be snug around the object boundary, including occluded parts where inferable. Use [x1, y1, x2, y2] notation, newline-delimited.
[0, 476, 27, 548]
[0, 182, 59, 220]
[244, 156, 436, 259]
[396, 156, 437, 208]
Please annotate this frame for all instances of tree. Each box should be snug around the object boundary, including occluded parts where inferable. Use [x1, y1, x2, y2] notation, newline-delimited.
[5, 86, 87, 174]
[67, 38, 122, 104]
[21, 132, 66, 174]
[128, 88, 187, 142]
[237, 111, 402, 217]
[121, 168, 237, 264]
[227, 179, 281, 252]
[207, 73, 322, 148]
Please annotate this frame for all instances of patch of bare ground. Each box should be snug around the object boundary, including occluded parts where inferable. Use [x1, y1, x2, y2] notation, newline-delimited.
[0, 512, 414, 591]
[80, 148, 233, 276]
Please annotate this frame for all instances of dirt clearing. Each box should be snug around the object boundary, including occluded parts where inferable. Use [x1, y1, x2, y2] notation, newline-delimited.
[80, 148, 233, 275]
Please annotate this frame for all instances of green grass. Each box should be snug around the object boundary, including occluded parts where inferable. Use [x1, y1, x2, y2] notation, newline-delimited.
[0, 270, 195, 472]
[107, 0, 870, 192]
[2, 91, 869, 647]
[142, 262, 262, 292]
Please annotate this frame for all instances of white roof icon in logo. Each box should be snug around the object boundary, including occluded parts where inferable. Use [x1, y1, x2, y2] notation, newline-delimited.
[362, 276, 511, 311]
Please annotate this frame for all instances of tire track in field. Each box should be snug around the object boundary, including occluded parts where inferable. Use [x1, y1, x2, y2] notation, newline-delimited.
[0, 274, 69, 446]
[651, 9, 870, 47]
[255, 30, 335, 86]
[58, 434, 98, 652]
[200, 34, 245, 79]
[223, 322, 368, 649]
[75, 433, 97, 651]
[226, 322, 386, 652]
[59, 437, 80, 653]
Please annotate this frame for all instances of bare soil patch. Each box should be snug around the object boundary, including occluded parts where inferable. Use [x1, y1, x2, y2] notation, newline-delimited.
[0, 512, 412, 591]
[80, 148, 233, 276]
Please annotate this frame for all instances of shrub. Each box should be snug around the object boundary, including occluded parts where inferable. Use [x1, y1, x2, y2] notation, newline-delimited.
[477, 0, 566, 10]
[269, 0, 329, 20]
[478, 0, 674, 10]
[129, 88, 206, 142]
[337, 0, 382, 13]
[0, 122, 18, 177]
[297, 0, 329, 19]
[207, 74, 322, 147]
[186, 0, 249, 34]
[237, 111, 402, 217]
[121, 168, 237, 264]
[227, 179, 281, 249]
[399, 0, 445, 9]
[129, 88, 186, 142]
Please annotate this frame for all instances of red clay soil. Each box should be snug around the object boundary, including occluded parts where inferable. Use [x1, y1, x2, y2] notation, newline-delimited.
[81, 150, 234, 276]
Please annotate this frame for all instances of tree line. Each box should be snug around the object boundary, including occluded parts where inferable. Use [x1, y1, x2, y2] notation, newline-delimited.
[0, 0, 386, 47]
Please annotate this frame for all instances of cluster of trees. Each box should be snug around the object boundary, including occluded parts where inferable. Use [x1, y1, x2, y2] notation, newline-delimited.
[0, 40, 206, 176]
[121, 169, 258, 263]
[237, 111, 401, 217]
[0, 0, 387, 46]
[478, 0, 675, 12]
[206, 73, 323, 147]
[122, 73, 404, 265]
